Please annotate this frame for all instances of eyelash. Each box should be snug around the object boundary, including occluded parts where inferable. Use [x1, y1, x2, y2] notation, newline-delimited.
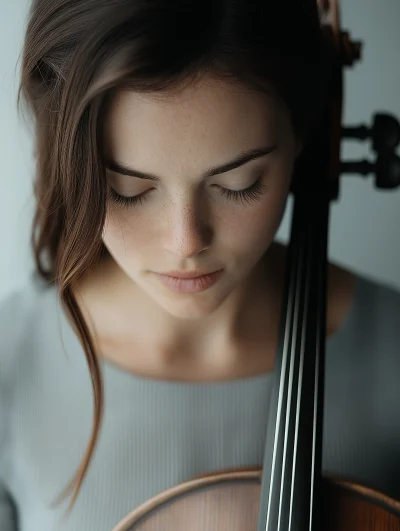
[108, 179, 267, 208]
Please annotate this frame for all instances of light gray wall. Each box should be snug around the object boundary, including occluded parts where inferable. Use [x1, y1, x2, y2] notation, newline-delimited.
[1, 0, 399, 302]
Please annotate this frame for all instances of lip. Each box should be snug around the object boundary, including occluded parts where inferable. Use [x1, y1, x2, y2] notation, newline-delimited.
[153, 269, 223, 293]
[160, 269, 220, 279]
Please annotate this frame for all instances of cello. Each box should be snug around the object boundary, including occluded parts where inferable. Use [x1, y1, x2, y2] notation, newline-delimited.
[112, 0, 400, 529]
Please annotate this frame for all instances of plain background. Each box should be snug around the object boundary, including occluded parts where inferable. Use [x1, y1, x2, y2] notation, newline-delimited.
[0, 0, 399, 303]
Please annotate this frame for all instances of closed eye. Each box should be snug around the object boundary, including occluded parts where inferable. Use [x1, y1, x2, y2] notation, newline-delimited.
[107, 177, 267, 208]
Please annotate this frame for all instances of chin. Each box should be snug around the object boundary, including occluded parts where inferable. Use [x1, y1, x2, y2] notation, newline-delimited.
[151, 288, 231, 320]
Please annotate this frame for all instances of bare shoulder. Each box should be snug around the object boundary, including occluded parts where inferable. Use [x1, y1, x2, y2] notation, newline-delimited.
[327, 261, 356, 336]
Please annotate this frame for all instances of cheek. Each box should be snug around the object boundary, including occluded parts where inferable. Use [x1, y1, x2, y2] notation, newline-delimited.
[220, 180, 290, 253]
[102, 208, 151, 260]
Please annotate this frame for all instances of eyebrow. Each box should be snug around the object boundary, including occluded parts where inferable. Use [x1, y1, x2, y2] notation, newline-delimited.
[105, 144, 277, 182]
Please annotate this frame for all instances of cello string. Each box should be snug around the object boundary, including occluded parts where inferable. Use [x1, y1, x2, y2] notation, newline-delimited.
[279, 189, 309, 530]
[259, 177, 309, 530]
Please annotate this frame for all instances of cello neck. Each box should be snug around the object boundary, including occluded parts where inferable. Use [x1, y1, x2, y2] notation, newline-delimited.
[257, 168, 331, 531]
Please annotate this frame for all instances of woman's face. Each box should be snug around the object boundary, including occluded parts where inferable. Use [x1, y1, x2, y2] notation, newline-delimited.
[102, 76, 300, 319]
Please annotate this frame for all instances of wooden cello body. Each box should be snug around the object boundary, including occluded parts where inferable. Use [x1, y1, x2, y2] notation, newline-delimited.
[113, 469, 400, 530]
[112, 1, 400, 529]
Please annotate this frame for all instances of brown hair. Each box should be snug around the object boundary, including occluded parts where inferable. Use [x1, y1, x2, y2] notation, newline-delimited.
[17, 0, 328, 513]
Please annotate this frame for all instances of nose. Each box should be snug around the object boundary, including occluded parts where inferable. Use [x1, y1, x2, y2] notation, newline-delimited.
[162, 197, 213, 258]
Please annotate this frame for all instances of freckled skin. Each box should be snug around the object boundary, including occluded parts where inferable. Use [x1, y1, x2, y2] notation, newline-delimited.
[101, 76, 300, 326]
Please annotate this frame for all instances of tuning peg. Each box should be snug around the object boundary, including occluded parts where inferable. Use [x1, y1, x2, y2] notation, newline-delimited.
[340, 151, 400, 189]
[341, 113, 400, 151]
[340, 32, 362, 66]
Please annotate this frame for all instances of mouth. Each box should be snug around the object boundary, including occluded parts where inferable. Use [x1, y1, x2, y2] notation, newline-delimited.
[158, 269, 221, 279]
[152, 269, 223, 293]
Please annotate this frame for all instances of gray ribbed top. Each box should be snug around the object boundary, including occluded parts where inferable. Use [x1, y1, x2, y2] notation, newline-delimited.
[0, 270, 399, 530]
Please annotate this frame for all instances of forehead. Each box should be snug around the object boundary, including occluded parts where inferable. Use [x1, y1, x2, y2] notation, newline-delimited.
[103, 77, 285, 164]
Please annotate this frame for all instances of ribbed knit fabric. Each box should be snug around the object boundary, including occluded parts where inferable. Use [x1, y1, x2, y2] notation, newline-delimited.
[0, 269, 399, 530]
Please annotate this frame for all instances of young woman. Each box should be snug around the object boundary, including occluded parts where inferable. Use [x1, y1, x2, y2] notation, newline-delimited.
[1, 0, 399, 529]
